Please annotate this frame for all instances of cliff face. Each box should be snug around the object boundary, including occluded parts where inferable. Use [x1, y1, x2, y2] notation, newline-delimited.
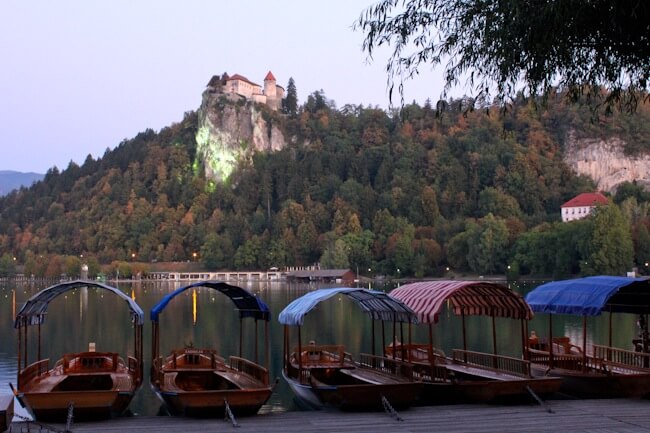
[195, 91, 286, 182]
[564, 130, 650, 192]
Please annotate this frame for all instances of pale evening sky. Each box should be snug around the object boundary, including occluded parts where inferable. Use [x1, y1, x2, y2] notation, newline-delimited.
[0, 1, 450, 174]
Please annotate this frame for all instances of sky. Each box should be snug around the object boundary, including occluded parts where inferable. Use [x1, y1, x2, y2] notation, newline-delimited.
[0, 1, 450, 174]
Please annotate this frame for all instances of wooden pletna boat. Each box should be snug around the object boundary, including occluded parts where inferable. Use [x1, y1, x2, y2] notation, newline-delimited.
[278, 287, 422, 411]
[388, 281, 561, 404]
[525, 275, 650, 398]
[150, 281, 274, 417]
[12, 280, 144, 422]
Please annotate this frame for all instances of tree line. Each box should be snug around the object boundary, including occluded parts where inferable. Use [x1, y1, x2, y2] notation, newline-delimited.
[1, 89, 649, 279]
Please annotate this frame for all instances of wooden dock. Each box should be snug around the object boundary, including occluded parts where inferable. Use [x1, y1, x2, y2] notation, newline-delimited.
[9, 399, 650, 433]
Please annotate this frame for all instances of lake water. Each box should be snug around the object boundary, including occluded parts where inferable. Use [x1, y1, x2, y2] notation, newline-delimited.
[0, 279, 641, 419]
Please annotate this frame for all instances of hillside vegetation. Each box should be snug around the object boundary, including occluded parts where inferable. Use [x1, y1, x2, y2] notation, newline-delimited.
[1, 92, 649, 279]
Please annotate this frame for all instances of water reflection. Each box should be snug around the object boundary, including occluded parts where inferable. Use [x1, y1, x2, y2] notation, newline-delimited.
[0, 280, 644, 417]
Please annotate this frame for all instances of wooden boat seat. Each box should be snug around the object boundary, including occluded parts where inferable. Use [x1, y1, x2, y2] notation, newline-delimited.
[339, 368, 407, 385]
[163, 372, 182, 392]
[215, 370, 263, 389]
[24, 373, 67, 392]
[552, 337, 583, 355]
[112, 374, 133, 391]
[444, 364, 524, 381]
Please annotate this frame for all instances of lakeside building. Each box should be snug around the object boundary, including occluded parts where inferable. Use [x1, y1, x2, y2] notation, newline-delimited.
[560, 192, 609, 222]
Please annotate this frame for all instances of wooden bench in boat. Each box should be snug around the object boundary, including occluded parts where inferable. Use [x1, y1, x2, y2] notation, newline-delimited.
[444, 363, 525, 381]
[339, 367, 408, 385]
[215, 370, 263, 389]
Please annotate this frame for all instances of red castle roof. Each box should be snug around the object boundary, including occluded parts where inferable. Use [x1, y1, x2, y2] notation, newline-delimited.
[561, 192, 609, 208]
[264, 71, 276, 81]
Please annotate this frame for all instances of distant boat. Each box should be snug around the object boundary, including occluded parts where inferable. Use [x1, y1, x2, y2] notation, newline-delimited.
[525, 275, 650, 398]
[389, 281, 561, 404]
[12, 280, 144, 422]
[278, 287, 422, 411]
[150, 281, 274, 417]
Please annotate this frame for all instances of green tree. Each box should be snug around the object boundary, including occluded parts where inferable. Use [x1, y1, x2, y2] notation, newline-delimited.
[356, 0, 649, 111]
[635, 224, 650, 273]
[282, 77, 298, 117]
[0, 253, 16, 277]
[320, 239, 350, 269]
[583, 205, 634, 275]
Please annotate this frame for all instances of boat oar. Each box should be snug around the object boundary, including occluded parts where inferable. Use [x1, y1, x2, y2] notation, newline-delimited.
[8, 382, 25, 408]
[525, 385, 554, 413]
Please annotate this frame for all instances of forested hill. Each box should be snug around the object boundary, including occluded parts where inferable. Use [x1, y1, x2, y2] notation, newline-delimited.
[1, 92, 650, 280]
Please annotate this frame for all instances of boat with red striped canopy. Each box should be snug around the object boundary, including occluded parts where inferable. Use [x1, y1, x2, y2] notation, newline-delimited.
[389, 280, 561, 404]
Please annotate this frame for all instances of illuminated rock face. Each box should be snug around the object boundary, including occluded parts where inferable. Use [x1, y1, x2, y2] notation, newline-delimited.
[196, 91, 286, 182]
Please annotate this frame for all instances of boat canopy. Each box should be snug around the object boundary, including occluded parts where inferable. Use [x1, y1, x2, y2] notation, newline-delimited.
[525, 275, 650, 316]
[278, 287, 418, 326]
[389, 280, 533, 324]
[150, 281, 270, 322]
[14, 280, 144, 328]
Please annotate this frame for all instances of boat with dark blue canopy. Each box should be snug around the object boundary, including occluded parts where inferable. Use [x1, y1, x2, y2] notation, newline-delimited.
[279, 287, 422, 411]
[525, 275, 650, 398]
[150, 281, 274, 417]
[12, 280, 144, 422]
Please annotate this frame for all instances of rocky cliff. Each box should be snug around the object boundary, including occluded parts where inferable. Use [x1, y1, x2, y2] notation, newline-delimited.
[564, 130, 650, 193]
[195, 91, 286, 182]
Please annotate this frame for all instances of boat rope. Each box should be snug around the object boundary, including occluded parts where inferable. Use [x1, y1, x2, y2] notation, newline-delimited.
[65, 401, 74, 432]
[525, 385, 554, 413]
[223, 399, 240, 428]
[12, 413, 67, 433]
[381, 394, 403, 421]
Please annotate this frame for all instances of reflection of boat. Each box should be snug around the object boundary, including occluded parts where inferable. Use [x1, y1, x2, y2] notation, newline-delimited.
[278, 287, 422, 411]
[150, 281, 274, 417]
[525, 275, 650, 398]
[389, 281, 561, 404]
[12, 280, 144, 422]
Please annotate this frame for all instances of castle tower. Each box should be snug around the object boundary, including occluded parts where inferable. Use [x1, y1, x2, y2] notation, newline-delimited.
[264, 71, 277, 99]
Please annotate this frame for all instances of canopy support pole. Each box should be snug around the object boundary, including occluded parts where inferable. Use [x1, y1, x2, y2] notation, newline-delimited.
[371, 320, 376, 356]
[522, 318, 528, 361]
[549, 315, 554, 370]
[38, 321, 41, 364]
[239, 317, 243, 358]
[255, 318, 259, 364]
[17, 323, 21, 378]
[297, 326, 302, 380]
[392, 317, 397, 360]
[461, 308, 467, 362]
[265, 320, 270, 372]
[582, 316, 587, 373]
[399, 320, 405, 361]
[491, 312, 498, 369]
[381, 321, 386, 357]
[608, 307, 612, 348]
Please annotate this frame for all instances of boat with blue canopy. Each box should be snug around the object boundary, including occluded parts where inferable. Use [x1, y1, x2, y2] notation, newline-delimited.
[278, 287, 422, 411]
[150, 281, 274, 417]
[525, 275, 650, 398]
[12, 280, 144, 422]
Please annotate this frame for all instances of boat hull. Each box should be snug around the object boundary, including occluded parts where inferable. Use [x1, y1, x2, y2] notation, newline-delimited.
[20, 389, 134, 422]
[282, 370, 422, 411]
[155, 387, 273, 417]
[419, 377, 561, 404]
[532, 365, 650, 398]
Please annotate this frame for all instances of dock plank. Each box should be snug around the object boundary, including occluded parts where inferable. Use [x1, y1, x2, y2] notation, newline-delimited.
[10, 398, 650, 433]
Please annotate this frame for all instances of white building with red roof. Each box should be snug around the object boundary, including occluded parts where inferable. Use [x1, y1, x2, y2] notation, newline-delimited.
[560, 192, 609, 222]
[210, 71, 284, 110]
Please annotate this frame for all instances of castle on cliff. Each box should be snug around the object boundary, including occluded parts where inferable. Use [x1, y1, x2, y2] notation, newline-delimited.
[206, 71, 285, 110]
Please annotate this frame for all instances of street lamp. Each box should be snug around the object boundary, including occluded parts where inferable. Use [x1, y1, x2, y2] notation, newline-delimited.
[193, 252, 198, 261]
